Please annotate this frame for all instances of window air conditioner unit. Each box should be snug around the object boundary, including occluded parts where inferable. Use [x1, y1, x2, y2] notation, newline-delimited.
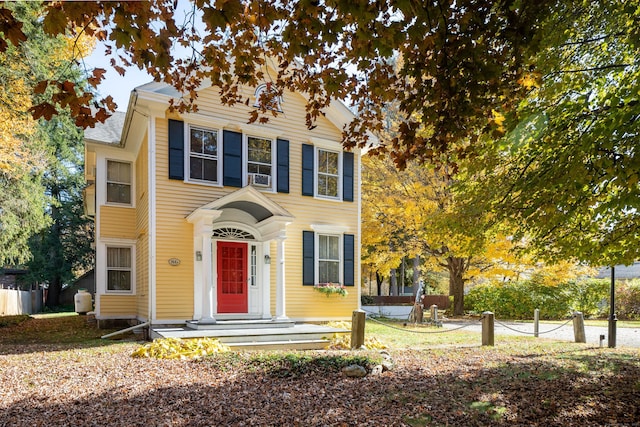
[249, 173, 271, 187]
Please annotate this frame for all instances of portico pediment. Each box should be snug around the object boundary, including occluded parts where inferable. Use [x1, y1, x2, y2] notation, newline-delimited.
[186, 186, 294, 240]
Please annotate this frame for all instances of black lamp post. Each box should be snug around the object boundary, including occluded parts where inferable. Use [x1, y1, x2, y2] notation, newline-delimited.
[608, 265, 617, 348]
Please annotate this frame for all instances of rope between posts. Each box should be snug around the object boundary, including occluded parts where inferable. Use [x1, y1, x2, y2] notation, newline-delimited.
[493, 315, 575, 335]
[365, 313, 478, 334]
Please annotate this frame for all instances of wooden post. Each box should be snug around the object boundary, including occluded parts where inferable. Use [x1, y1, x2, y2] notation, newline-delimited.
[351, 309, 366, 349]
[534, 308, 540, 338]
[573, 311, 586, 343]
[482, 311, 494, 346]
[430, 305, 438, 323]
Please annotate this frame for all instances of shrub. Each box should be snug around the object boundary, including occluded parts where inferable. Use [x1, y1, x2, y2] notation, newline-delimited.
[567, 279, 610, 318]
[466, 280, 573, 320]
[617, 280, 640, 320]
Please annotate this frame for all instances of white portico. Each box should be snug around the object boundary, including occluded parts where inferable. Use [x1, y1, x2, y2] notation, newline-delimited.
[186, 186, 293, 324]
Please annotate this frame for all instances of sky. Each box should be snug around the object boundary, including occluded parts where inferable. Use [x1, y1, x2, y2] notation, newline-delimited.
[82, 0, 193, 112]
[83, 43, 153, 112]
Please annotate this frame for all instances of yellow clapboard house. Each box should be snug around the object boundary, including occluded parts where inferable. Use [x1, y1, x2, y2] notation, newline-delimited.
[84, 78, 362, 337]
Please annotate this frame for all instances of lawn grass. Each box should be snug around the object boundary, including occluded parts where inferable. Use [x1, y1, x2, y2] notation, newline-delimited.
[511, 318, 640, 328]
[0, 312, 136, 351]
[364, 317, 483, 349]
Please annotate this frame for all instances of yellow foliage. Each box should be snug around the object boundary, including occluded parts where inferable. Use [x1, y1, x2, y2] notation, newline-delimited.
[131, 338, 230, 359]
[0, 71, 38, 176]
[491, 109, 506, 134]
[517, 71, 542, 89]
[65, 30, 96, 61]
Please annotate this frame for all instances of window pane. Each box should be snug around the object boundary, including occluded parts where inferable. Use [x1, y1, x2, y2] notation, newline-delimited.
[319, 235, 339, 260]
[248, 137, 271, 163]
[190, 129, 203, 153]
[107, 183, 131, 204]
[319, 261, 340, 283]
[106, 161, 132, 204]
[326, 176, 338, 197]
[203, 159, 218, 181]
[190, 156, 203, 180]
[327, 235, 339, 259]
[202, 130, 217, 155]
[319, 235, 328, 259]
[107, 247, 132, 291]
[107, 247, 131, 268]
[107, 160, 131, 183]
[107, 270, 131, 291]
[318, 150, 338, 174]
[189, 127, 218, 183]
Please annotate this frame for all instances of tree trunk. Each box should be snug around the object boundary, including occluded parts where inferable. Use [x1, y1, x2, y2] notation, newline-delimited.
[44, 196, 64, 309]
[390, 268, 398, 296]
[376, 271, 383, 296]
[400, 257, 405, 294]
[412, 256, 420, 298]
[447, 256, 468, 316]
[45, 276, 62, 309]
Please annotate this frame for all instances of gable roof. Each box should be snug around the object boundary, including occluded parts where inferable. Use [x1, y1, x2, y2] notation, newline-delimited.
[83, 111, 126, 145]
[134, 79, 358, 137]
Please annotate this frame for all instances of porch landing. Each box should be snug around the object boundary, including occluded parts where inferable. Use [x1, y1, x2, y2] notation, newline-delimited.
[151, 322, 349, 351]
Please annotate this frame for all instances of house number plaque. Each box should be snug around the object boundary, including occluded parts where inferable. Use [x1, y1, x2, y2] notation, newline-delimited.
[168, 258, 181, 266]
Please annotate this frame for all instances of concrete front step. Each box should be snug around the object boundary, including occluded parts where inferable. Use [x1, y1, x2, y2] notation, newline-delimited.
[151, 323, 348, 351]
[186, 319, 295, 330]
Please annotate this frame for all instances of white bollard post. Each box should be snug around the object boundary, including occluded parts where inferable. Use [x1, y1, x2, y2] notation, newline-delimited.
[534, 308, 540, 338]
[573, 311, 586, 343]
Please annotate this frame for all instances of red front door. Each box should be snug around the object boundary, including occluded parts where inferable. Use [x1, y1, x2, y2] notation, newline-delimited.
[217, 241, 248, 313]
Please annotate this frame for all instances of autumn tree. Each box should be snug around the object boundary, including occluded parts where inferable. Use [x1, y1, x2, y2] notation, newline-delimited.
[0, 1, 551, 159]
[0, 3, 49, 264]
[2, 1, 637, 271]
[362, 153, 493, 315]
[463, 1, 640, 266]
[1, 2, 95, 307]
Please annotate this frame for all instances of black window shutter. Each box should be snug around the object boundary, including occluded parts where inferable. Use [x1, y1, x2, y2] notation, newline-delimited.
[343, 151, 354, 202]
[343, 234, 355, 286]
[301, 144, 314, 196]
[276, 138, 289, 193]
[302, 231, 315, 285]
[168, 119, 184, 180]
[223, 130, 243, 187]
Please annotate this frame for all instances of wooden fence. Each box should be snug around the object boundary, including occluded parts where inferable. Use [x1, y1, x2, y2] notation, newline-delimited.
[366, 295, 450, 309]
[0, 289, 43, 316]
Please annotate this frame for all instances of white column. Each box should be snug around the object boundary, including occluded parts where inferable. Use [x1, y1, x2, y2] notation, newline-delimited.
[199, 232, 216, 324]
[187, 209, 221, 325]
[274, 236, 288, 320]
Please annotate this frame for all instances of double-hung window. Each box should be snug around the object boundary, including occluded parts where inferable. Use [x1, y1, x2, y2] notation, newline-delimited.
[189, 126, 219, 183]
[317, 149, 340, 199]
[106, 246, 132, 292]
[318, 234, 340, 284]
[247, 136, 273, 188]
[302, 142, 353, 201]
[169, 119, 289, 192]
[106, 160, 132, 205]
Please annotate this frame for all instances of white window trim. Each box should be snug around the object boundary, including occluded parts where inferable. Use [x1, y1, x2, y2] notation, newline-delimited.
[314, 146, 342, 201]
[103, 241, 136, 295]
[253, 83, 283, 112]
[105, 159, 134, 207]
[315, 232, 343, 285]
[185, 123, 223, 187]
[243, 134, 276, 191]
